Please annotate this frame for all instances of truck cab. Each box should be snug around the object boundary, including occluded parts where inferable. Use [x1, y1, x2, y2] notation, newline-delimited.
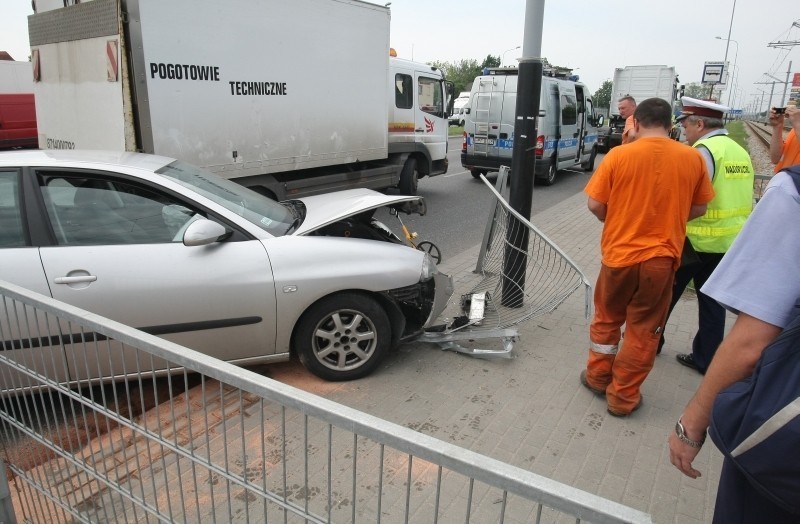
[388, 57, 452, 194]
[461, 68, 603, 186]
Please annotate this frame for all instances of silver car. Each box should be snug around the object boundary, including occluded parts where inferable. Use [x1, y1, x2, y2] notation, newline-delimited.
[0, 150, 452, 381]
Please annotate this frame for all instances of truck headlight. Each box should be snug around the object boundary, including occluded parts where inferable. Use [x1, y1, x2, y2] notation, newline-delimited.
[420, 252, 438, 281]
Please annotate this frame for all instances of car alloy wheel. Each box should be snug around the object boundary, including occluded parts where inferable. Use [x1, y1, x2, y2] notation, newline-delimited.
[294, 293, 391, 381]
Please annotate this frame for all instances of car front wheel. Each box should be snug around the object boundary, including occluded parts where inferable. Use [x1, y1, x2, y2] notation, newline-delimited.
[293, 293, 391, 381]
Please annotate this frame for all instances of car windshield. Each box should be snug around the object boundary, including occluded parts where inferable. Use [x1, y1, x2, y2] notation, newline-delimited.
[157, 160, 295, 236]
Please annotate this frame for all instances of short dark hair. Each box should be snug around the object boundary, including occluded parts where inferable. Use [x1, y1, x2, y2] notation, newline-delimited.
[633, 98, 673, 130]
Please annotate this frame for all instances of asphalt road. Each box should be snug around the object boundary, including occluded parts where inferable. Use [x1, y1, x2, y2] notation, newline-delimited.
[381, 136, 599, 262]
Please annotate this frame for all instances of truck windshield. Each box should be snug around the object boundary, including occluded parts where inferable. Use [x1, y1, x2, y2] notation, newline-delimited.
[157, 160, 294, 236]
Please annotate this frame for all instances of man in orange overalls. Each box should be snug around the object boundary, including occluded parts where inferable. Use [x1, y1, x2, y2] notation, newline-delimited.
[580, 98, 715, 416]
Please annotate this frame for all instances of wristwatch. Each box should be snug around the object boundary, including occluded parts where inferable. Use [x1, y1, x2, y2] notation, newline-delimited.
[675, 418, 706, 448]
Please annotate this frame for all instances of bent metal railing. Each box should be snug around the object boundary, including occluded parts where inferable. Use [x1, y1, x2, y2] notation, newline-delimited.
[0, 280, 650, 523]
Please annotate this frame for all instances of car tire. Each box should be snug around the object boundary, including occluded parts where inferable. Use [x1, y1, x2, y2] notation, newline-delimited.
[293, 293, 391, 381]
[537, 160, 557, 186]
[582, 147, 597, 172]
[399, 158, 419, 195]
[470, 169, 486, 179]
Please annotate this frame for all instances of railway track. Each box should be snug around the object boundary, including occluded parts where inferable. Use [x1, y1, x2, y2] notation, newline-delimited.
[744, 120, 774, 148]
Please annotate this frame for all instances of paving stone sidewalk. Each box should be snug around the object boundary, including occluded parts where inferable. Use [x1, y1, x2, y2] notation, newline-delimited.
[270, 188, 733, 523]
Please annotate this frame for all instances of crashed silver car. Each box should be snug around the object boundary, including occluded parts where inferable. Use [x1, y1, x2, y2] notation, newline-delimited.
[0, 150, 453, 381]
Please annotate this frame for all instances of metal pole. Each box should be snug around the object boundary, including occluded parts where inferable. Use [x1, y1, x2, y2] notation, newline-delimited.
[502, 0, 545, 308]
[727, 40, 738, 107]
[767, 82, 776, 112]
[782, 60, 793, 106]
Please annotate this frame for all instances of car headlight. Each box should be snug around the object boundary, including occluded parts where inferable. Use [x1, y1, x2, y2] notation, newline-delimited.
[420, 252, 438, 281]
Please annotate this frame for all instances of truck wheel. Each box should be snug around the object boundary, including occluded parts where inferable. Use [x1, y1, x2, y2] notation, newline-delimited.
[470, 169, 486, 179]
[399, 158, 419, 195]
[582, 147, 597, 172]
[293, 293, 391, 381]
[537, 160, 557, 186]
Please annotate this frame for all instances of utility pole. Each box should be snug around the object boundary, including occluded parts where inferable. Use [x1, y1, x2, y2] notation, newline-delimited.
[502, 0, 545, 308]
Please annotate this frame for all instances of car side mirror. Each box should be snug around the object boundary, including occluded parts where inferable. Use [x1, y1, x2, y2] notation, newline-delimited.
[183, 218, 228, 246]
[596, 115, 605, 127]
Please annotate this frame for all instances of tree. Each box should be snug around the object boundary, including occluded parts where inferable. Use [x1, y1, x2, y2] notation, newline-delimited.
[683, 82, 710, 99]
[593, 80, 612, 110]
[481, 54, 500, 69]
[429, 58, 483, 94]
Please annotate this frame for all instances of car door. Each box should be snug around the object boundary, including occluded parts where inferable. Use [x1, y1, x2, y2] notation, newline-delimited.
[33, 169, 277, 382]
[0, 169, 70, 389]
[415, 72, 448, 161]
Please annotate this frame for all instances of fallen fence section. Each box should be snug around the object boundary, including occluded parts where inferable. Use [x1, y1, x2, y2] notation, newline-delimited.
[0, 279, 648, 523]
[422, 167, 592, 359]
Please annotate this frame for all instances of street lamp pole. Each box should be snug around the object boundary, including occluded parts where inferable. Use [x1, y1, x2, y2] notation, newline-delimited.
[715, 36, 738, 107]
[502, 46, 520, 67]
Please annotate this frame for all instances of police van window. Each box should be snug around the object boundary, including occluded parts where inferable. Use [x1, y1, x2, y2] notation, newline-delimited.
[395, 74, 413, 109]
[561, 95, 577, 125]
[418, 76, 443, 116]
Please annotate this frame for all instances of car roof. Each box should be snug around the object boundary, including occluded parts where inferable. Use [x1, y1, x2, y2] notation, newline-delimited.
[0, 149, 176, 172]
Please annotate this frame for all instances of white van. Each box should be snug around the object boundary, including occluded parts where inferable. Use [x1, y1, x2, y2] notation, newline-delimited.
[449, 91, 470, 126]
[460, 68, 603, 185]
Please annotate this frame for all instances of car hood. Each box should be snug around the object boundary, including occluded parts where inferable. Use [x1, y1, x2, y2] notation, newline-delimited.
[289, 189, 424, 235]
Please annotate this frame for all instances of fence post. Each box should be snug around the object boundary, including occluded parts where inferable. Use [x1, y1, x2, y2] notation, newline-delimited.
[0, 461, 17, 524]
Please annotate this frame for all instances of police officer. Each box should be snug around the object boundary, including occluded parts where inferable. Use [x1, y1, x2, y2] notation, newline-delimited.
[661, 97, 754, 373]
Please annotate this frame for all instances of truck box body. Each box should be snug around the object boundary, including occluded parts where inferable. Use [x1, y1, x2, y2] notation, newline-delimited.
[597, 65, 678, 152]
[29, 0, 449, 198]
[610, 65, 678, 118]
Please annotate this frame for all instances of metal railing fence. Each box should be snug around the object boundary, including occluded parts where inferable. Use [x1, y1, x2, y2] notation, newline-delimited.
[472, 169, 593, 329]
[0, 279, 650, 523]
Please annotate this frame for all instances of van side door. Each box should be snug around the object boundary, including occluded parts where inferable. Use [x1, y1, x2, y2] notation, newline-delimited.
[556, 84, 579, 164]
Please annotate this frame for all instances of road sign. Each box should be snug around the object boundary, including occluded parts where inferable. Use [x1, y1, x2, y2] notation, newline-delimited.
[702, 61, 726, 85]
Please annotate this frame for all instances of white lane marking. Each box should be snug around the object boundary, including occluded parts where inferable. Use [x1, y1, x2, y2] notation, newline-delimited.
[444, 170, 470, 178]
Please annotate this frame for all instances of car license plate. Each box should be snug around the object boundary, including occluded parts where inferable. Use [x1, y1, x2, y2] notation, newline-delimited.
[474, 137, 486, 144]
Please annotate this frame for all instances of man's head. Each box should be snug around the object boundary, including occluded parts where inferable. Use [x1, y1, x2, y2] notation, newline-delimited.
[677, 97, 728, 145]
[618, 96, 636, 119]
[632, 98, 673, 132]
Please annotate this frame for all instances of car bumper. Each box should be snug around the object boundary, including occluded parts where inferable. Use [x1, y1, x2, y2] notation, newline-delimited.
[426, 271, 454, 327]
[461, 154, 550, 177]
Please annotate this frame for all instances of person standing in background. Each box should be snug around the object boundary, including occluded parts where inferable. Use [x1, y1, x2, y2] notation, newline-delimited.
[660, 97, 754, 373]
[618, 96, 637, 144]
[770, 103, 800, 172]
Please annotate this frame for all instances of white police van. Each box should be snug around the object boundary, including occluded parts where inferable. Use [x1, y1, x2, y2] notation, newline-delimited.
[460, 68, 603, 185]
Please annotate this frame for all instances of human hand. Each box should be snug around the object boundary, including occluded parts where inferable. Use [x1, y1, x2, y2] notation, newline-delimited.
[768, 108, 785, 127]
[668, 432, 703, 478]
[786, 105, 800, 127]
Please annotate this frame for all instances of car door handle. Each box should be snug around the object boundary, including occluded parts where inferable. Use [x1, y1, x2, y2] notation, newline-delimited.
[54, 275, 98, 284]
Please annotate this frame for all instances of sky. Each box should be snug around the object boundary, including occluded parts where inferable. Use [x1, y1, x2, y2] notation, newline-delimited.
[2, 1, 798, 111]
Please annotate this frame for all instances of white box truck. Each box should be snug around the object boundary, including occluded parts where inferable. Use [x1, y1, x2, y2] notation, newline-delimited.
[598, 65, 679, 152]
[28, 0, 453, 197]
